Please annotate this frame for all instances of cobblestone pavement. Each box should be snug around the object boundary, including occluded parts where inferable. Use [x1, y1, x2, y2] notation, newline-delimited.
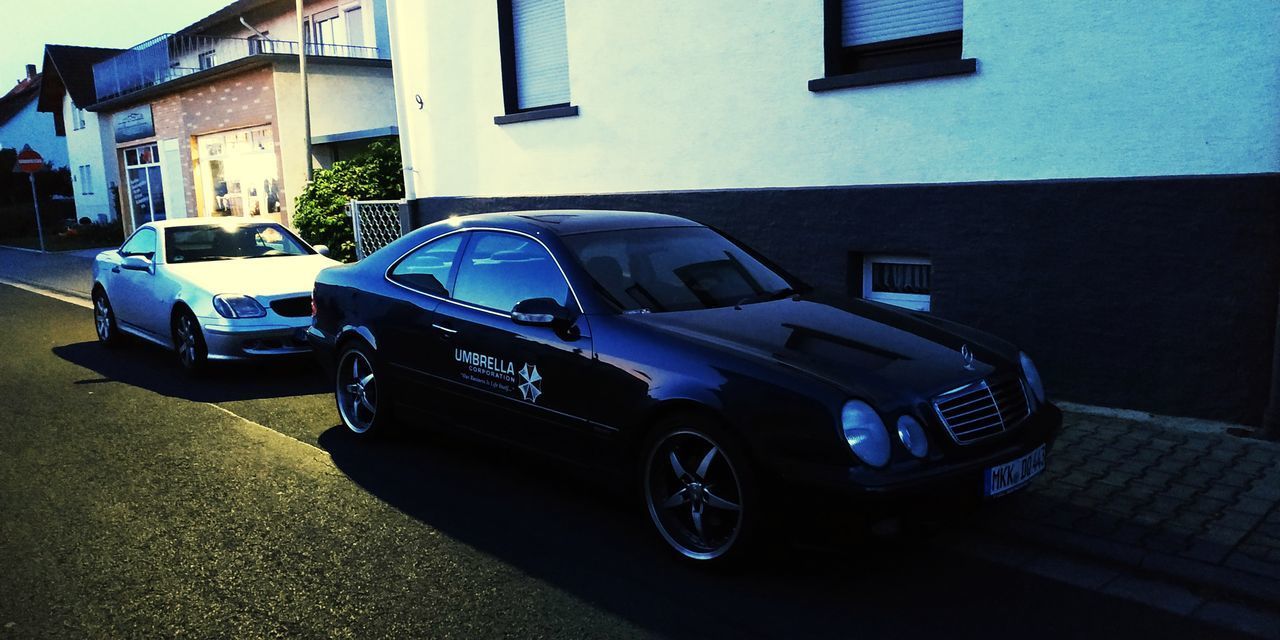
[973, 410, 1280, 610]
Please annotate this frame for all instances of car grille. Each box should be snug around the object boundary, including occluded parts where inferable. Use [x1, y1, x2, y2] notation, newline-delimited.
[932, 374, 1031, 444]
[269, 296, 312, 318]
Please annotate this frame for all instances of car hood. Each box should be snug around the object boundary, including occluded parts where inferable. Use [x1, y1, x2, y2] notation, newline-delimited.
[165, 254, 340, 298]
[636, 297, 1018, 404]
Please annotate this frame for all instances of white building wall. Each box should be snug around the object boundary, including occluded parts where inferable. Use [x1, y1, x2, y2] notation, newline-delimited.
[272, 60, 397, 216]
[391, 0, 1280, 198]
[0, 97, 68, 168]
[61, 94, 118, 222]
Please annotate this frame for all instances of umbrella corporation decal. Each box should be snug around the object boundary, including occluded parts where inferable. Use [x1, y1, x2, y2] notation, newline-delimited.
[455, 348, 542, 403]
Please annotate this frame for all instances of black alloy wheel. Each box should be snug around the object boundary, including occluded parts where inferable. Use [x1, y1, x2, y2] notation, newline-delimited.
[643, 417, 759, 564]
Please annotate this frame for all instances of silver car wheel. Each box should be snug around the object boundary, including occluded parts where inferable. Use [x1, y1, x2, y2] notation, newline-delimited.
[93, 295, 112, 341]
[337, 350, 378, 434]
[644, 429, 745, 561]
[176, 314, 200, 368]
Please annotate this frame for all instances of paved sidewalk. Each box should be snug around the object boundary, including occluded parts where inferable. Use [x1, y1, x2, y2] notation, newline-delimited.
[961, 409, 1280, 620]
[0, 246, 101, 297]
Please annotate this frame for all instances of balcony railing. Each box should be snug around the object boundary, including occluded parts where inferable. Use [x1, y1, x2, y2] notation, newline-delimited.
[92, 33, 384, 103]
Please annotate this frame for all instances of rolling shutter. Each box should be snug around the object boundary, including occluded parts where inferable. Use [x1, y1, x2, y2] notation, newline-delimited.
[841, 0, 963, 47]
[512, 0, 570, 109]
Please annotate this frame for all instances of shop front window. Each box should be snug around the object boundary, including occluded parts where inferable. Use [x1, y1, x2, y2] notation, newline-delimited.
[198, 126, 281, 219]
[124, 143, 166, 228]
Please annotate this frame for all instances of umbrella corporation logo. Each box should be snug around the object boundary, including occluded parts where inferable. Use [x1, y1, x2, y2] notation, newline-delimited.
[454, 348, 542, 403]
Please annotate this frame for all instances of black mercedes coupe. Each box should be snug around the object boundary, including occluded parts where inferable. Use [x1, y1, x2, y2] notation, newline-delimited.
[309, 210, 1061, 563]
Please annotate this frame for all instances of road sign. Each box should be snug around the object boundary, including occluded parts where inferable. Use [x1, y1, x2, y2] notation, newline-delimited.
[17, 146, 46, 252]
[17, 145, 44, 174]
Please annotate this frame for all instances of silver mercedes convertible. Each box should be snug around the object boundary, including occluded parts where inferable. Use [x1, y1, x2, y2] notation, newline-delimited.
[91, 218, 339, 372]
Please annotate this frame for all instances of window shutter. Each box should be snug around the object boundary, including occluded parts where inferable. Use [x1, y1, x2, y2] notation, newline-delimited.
[512, 0, 570, 109]
[841, 0, 963, 47]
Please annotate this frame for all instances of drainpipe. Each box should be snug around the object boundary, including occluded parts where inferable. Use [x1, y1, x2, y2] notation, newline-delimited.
[296, 0, 313, 183]
[239, 17, 268, 41]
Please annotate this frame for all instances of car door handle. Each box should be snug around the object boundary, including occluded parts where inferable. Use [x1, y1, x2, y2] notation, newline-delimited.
[432, 323, 458, 338]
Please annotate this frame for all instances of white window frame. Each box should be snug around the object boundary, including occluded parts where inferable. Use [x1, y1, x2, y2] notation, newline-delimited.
[198, 50, 217, 70]
[862, 254, 932, 312]
[78, 165, 94, 195]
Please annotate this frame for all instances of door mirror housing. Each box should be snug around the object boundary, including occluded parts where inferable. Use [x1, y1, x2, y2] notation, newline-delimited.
[121, 254, 154, 273]
[313, 244, 331, 257]
[511, 297, 574, 328]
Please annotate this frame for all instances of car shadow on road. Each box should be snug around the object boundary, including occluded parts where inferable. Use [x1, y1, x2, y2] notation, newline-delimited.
[53, 340, 327, 403]
[317, 423, 1225, 640]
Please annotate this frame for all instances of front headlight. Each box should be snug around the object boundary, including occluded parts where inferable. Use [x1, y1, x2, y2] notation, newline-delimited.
[213, 294, 267, 319]
[1020, 351, 1046, 405]
[896, 415, 929, 458]
[841, 400, 890, 467]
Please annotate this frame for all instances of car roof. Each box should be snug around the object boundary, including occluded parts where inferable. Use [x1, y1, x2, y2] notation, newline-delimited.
[139, 218, 286, 230]
[452, 209, 703, 236]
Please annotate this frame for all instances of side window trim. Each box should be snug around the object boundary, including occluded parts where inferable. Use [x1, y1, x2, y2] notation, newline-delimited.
[119, 227, 157, 259]
[385, 229, 470, 298]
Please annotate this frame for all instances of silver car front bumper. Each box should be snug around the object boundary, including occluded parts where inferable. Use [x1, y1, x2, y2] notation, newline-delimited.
[200, 317, 312, 360]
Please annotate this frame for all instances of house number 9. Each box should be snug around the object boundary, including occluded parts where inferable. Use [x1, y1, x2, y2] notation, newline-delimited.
[415, 95, 424, 110]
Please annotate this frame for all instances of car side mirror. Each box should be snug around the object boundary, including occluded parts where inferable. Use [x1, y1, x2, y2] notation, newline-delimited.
[511, 297, 574, 329]
[121, 254, 154, 274]
[313, 244, 331, 257]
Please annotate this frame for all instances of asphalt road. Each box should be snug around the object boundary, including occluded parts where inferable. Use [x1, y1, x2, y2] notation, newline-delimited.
[0, 283, 1251, 638]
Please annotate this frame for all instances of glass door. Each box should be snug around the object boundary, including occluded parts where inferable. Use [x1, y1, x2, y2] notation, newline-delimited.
[124, 143, 166, 228]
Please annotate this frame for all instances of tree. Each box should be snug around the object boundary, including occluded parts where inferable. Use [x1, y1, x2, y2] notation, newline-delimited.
[292, 139, 404, 262]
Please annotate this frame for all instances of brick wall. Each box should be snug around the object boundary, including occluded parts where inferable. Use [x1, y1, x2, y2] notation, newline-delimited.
[116, 65, 283, 233]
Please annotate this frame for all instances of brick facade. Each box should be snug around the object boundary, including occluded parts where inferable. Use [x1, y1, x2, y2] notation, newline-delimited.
[114, 65, 283, 234]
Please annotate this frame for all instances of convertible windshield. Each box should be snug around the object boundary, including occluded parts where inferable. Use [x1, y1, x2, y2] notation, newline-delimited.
[165, 223, 313, 264]
[563, 226, 793, 312]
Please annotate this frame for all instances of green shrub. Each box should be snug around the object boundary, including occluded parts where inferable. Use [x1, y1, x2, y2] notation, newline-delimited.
[292, 139, 404, 262]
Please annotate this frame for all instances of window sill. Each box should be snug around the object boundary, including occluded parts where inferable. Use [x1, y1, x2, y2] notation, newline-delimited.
[494, 105, 580, 125]
[809, 58, 977, 92]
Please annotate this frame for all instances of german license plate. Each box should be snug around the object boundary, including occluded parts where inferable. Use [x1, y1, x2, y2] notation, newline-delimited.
[984, 445, 1046, 497]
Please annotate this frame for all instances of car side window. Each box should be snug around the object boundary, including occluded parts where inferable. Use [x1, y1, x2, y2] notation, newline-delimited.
[388, 233, 465, 296]
[452, 232, 570, 313]
[120, 228, 156, 259]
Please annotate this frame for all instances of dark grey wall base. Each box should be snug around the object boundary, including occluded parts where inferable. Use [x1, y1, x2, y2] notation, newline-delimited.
[403, 174, 1280, 425]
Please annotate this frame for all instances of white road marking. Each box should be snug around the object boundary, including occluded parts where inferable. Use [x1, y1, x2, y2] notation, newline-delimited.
[0, 277, 92, 309]
[205, 402, 328, 455]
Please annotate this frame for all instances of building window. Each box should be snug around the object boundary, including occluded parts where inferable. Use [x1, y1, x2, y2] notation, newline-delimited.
[813, 0, 975, 90]
[196, 126, 281, 218]
[72, 106, 86, 131]
[305, 4, 368, 55]
[494, 0, 578, 124]
[78, 165, 93, 195]
[198, 51, 217, 70]
[860, 255, 932, 312]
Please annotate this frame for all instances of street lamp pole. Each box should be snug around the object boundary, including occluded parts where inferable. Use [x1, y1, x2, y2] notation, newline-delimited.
[297, 0, 313, 183]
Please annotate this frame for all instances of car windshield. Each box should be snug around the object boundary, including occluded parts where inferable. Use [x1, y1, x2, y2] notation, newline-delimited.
[165, 223, 313, 264]
[563, 226, 793, 312]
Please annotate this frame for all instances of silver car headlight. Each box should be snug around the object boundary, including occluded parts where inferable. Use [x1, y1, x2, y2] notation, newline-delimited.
[896, 415, 929, 458]
[1020, 351, 1046, 405]
[841, 400, 890, 467]
[213, 294, 267, 319]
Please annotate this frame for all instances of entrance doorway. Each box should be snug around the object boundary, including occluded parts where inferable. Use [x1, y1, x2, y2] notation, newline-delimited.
[124, 143, 166, 228]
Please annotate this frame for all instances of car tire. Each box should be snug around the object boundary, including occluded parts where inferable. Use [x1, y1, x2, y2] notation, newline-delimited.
[641, 414, 761, 566]
[172, 309, 209, 374]
[335, 341, 393, 437]
[92, 288, 122, 347]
